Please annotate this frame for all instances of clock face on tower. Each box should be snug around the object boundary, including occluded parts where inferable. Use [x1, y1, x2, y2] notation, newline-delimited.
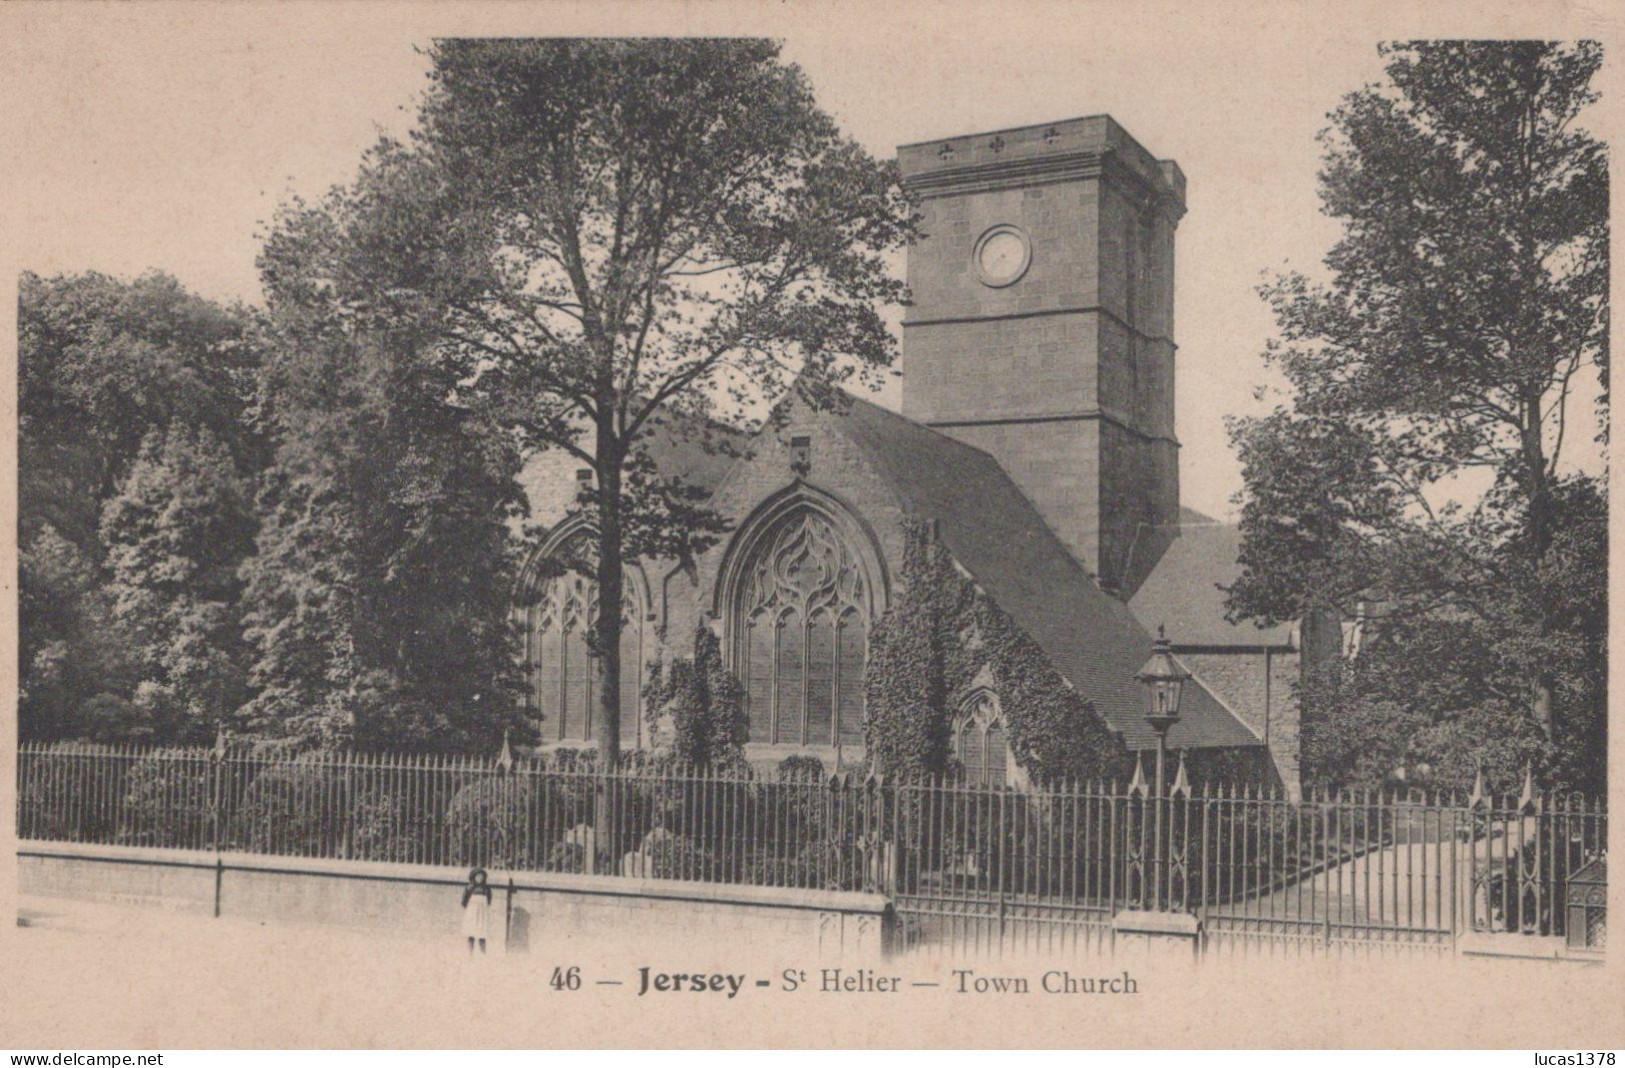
[973, 224, 1031, 287]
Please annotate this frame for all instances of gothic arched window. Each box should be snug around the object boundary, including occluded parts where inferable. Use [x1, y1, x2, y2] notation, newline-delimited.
[722, 494, 883, 749]
[954, 689, 1011, 788]
[517, 524, 648, 747]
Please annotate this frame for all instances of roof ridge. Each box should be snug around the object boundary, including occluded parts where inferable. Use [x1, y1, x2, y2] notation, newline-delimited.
[837, 388, 1013, 467]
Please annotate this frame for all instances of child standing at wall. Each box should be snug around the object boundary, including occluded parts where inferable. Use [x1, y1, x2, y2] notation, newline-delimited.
[461, 867, 493, 955]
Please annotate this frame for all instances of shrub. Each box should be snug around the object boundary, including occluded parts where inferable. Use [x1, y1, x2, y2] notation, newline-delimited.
[118, 753, 211, 848]
[776, 754, 826, 782]
[18, 745, 124, 842]
[545, 748, 601, 816]
[546, 839, 587, 874]
[227, 754, 349, 856]
[639, 828, 713, 881]
[350, 788, 418, 863]
[445, 776, 538, 870]
[747, 842, 866, 892]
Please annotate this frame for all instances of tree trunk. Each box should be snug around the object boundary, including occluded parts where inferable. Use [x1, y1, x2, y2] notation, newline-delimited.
[594, 475, 624, 762]
[592, 418, 624, 860]
[1298, 598, 1344, 676]
[1522, 387, 1556, 743]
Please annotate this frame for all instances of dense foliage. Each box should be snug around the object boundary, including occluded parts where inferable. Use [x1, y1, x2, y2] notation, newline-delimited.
[865, 522, 1130, 783]
[258, 39, 917, 760]
[18, 271, 262, 743]
[237, 316, 532, 753]
[20, 43, 914, 766]
[101, 425, 257, 743]
[1227, 42, 1608, 794]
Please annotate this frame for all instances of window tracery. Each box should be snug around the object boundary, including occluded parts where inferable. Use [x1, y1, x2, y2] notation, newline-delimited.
[733, 508, 872, 748]
[954, 688, 1011, 787]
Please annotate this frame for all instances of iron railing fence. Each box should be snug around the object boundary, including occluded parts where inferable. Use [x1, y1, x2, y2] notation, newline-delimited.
[15, 742, 897, 886]
[16, 741, 1607, 954]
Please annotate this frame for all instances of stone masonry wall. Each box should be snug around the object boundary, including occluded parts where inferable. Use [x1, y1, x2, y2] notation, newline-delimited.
[19, 843, 893, 960]
[1180, 649, 1301, 798]
[898, 117, 1182, 586]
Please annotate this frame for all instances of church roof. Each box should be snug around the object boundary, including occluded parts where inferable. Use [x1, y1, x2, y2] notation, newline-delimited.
[1127, 511, 1296, 650]
[827, 396, 1261, 752]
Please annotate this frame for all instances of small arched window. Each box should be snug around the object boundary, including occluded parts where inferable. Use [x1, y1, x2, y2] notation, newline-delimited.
[954, 688, 1011, 788]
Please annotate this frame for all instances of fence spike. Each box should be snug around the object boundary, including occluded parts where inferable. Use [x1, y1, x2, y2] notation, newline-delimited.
[1128, 753, 1148, 797]
[1468, 762, 1486, 809]
[1517, 762, 1538, 813]
[1171, 755, 1191, 799]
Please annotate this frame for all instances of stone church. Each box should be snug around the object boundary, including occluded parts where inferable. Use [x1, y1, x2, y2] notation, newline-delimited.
[514, 116, 1303, 791]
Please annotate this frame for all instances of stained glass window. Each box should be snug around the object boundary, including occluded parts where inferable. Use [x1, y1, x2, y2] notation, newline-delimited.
[734, 510, 870, 747]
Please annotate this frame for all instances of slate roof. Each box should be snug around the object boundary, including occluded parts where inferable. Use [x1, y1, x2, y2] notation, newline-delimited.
[1127, 511, 1296, 650]
[826, 396, 1261, 752]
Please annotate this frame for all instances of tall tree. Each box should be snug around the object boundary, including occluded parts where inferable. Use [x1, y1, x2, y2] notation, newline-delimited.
[238, 316, 531, 753]
[258, 39, 917, 762]
[19, 271, 260, 554]
[1227, 41, 1608, 791]
[18, 271, 261, 741]
[100, 424, 257, 742]
[17, 523, 141, 741]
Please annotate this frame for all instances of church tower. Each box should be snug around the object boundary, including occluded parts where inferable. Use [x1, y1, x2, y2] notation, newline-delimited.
[898, 116, 1184, 593]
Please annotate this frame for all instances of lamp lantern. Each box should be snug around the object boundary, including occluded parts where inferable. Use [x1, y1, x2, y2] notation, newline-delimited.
[1136, 625, 1191, 736]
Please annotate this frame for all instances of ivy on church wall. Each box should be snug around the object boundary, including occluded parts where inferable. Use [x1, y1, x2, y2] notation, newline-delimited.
[642, 624, 749, 766]
[862, 525, 954, 777]
[864, 520, 1132, 783]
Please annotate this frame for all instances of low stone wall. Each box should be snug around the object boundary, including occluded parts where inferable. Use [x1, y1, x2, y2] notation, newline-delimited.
[17, 841, 894, 958]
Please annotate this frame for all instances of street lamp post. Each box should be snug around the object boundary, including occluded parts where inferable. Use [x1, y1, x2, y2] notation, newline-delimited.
[1136, 625, 1191, 910]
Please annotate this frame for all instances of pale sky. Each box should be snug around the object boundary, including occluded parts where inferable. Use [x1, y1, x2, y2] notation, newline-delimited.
[3, 1, 1614, 520]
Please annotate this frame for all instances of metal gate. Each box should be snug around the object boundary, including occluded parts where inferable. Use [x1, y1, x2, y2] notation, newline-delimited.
[886, 775, 1606, 959]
